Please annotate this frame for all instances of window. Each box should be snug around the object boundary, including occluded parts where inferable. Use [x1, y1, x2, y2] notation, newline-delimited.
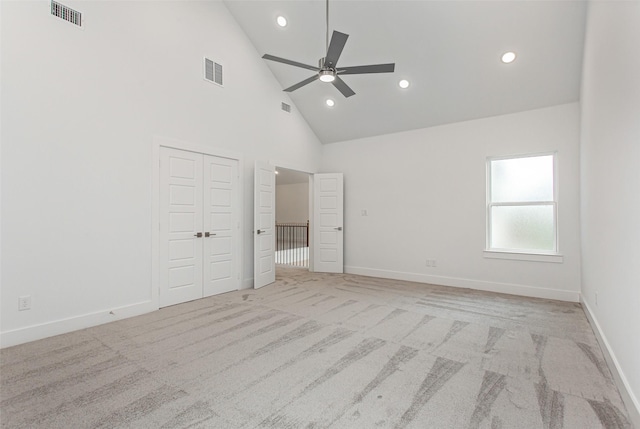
[486, 153, 560, 259]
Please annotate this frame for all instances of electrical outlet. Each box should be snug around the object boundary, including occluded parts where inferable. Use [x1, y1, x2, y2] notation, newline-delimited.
[426, 259, 437, 268]
[18, 296, 31, 311]
[432, 259, 437, 267]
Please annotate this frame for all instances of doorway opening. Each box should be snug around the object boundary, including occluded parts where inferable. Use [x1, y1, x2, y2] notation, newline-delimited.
[275, 167, 310, 268]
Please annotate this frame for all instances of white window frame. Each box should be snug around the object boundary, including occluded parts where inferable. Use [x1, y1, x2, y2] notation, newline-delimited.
[484, 152, 563, 263]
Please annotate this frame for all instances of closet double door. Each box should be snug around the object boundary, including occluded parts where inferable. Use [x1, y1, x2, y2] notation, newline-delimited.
[159, 147, 239, 307]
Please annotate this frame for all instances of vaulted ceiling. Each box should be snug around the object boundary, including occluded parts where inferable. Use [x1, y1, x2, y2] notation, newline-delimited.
[224, 0, 587, 144]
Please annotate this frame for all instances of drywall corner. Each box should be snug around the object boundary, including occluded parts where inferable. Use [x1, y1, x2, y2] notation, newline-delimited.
[581, 297, 640, 428]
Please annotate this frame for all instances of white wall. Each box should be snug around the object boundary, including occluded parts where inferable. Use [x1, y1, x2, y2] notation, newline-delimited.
[276, 182, 309, 223]
[321, 103, 582, 301]
[0, 0, 322, 346]
[580, 0, 640, 422]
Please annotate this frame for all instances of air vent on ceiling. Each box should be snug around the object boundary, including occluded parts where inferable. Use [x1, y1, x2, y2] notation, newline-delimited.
[204, 58, 223, 87]
[51, 1, 82, 27]
[281, 102, 291, 113]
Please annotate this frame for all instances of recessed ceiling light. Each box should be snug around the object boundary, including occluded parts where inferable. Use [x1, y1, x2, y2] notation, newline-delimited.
[501, 51, 516, 64]
[399, 79, 410, 89]
[276, 16, 287, 27]
[326, 99, 335, 107]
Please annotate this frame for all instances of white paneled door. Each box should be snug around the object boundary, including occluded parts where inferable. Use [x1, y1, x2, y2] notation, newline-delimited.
[313, 173, 344, 273]
[203, 156, 239, 297]
[160, 147, 239, 307]
[254, 161, 275, 288]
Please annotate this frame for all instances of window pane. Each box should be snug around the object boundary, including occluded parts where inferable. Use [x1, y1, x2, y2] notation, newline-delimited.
[491, 205, 555, 251]
[491, 155, 553, 202]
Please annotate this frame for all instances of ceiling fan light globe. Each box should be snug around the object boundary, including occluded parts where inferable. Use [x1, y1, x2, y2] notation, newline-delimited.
[319, 70, 336, 82]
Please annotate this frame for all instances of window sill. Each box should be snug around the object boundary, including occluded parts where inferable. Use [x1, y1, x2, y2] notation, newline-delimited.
[483, 250, 564, 264]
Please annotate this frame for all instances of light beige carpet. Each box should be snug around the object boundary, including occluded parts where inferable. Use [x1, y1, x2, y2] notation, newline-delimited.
[0, 268, 633, 428]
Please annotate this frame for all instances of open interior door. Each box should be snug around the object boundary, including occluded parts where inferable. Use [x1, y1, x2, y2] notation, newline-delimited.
[313, 173, 344, 273]
[254, 161, 276, 288]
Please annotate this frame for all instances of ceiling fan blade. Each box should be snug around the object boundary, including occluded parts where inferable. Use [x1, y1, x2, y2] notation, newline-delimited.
[324, 31, 349, 67]
[284, 75, 320, 92]
[262, 54, 320, 72]
[332, 76, 356, 98]
[337, 63, 395, 75]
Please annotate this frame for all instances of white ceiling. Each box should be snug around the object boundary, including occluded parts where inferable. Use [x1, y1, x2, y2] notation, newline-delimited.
[224, 0, 587, 144]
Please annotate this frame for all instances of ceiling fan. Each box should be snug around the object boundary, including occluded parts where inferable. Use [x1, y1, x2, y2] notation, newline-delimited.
[262, 0, 395, 98]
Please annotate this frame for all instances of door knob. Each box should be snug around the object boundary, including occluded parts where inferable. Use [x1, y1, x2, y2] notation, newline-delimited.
[205, 232, 216, 237]
[257, 229, 263, 235]
[334, 227, 343, 231]
[194, 232, 203, 238]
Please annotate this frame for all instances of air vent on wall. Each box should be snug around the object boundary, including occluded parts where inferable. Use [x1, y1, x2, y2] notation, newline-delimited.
[281, 102, 291, 113]
[204, 58, 223, 86]
[51, 1, 82, 27]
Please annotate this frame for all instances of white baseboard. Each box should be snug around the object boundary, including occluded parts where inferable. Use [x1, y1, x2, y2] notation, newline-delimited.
[0, 300, 157, 349]
[581, 298, 640, 428]
[2, 277, 255, 349]
[344, 266, 580, 302]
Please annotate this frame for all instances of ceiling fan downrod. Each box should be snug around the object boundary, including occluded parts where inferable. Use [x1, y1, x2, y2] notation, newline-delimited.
[326, 0, 330, 55]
